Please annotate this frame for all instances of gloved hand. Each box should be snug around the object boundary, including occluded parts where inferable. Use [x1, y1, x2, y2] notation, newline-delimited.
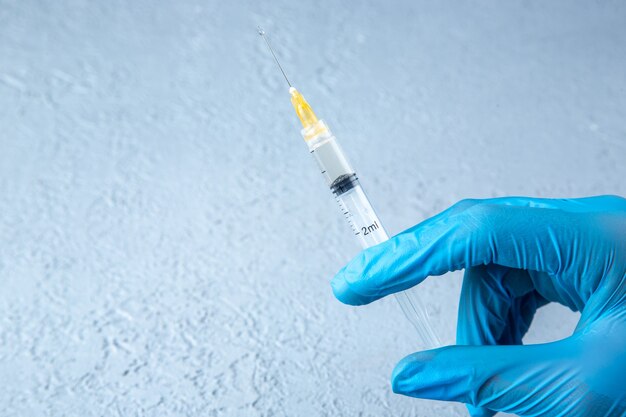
[331, 195, 626, 416]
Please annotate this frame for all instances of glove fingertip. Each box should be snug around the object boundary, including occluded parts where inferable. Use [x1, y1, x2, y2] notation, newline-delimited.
[391, 352, 431, 395]
[331, 274, 368, 305]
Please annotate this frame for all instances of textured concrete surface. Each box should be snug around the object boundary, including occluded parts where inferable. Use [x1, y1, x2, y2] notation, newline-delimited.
[1, 1, 625, 416]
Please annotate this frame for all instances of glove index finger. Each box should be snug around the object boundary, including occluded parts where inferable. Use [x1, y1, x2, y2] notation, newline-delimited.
[331, 214, 470, 305]
[331, 201, 566, 306]
[330, 198, 484, 306]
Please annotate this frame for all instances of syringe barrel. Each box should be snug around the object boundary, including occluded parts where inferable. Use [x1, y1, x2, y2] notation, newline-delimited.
[302, 120, 440, 349]
[335, 179, 387, 246]
[303, 120, 393, 246]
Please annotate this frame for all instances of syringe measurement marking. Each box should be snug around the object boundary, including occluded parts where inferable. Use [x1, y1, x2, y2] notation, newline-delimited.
[333, 191, 380, 237]
[337, 197, 360, 235]
[361, 221, 380, 236]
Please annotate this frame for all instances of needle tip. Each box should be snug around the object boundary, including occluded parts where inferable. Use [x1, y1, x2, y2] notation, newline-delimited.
[258, 26, 292, 87]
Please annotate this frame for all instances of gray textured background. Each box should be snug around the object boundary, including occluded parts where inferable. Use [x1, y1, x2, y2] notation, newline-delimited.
[1, 1, 625, 416]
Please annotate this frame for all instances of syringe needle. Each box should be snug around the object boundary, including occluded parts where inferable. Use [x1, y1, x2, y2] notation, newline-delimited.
[257, 26, 292, 88]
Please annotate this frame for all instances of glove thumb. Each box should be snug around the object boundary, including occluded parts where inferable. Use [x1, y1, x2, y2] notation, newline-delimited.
[391, 339, 580, 416]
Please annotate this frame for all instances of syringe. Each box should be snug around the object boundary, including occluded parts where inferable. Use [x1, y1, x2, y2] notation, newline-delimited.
[259, 28, 440, 348]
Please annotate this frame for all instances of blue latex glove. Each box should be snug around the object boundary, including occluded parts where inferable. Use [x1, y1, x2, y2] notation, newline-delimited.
[331, 196, 626, 416]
